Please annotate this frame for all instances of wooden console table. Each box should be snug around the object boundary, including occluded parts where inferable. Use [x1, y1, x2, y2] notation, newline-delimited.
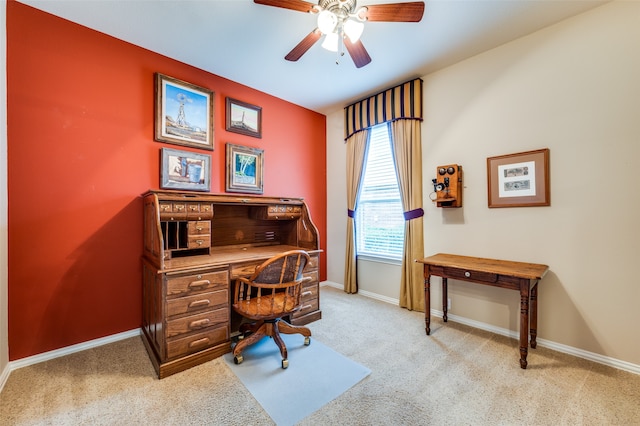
[416, 253, 548, 369]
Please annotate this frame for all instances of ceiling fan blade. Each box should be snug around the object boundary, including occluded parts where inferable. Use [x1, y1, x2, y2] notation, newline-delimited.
[359, 1, 425, 22]
[285, 29, 322, 62]
[344, 38, 372, 69]
[253, 0, 317, 13]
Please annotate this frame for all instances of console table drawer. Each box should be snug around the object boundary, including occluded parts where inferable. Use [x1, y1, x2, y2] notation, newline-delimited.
[166, 289, 228, 317]
[166, 270, 228, 297]
[443, 267, 497, 284]
[166, 307, 229, 338]
[166, 324, 229, 359]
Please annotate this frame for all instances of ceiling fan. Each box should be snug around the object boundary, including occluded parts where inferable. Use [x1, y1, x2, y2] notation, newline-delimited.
[254, 0, 425, 68]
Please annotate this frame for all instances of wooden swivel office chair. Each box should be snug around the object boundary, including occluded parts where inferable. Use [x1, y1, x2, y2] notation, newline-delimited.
[232, 250, 312, 369]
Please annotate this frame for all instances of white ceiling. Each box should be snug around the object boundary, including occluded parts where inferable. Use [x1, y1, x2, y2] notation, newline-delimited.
[19, 0, 608, 115]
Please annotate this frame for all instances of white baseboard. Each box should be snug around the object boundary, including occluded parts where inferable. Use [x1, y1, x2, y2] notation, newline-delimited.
[320, 281, 640, 375]
[0, 361, 10, 394]
[436, 310, 640, 375]
[0, 329, 141, 393]
[321, 280, 399, 305]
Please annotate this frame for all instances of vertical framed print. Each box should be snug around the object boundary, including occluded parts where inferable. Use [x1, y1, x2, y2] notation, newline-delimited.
[155, 73, 214, 150]
[225, 143, 264, 194]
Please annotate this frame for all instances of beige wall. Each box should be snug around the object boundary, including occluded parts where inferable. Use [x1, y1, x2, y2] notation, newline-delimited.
[326, 1, 640, 367]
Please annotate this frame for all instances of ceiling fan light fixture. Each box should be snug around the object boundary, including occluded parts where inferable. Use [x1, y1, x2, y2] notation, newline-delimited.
[260, 0, 425, 68]
[321, 31, 339, 52]
[317, 10, 338, 34]
[343, 18, 364, 43]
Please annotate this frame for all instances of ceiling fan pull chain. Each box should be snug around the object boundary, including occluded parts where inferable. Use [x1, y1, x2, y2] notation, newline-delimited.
[336, 29, 345, 65]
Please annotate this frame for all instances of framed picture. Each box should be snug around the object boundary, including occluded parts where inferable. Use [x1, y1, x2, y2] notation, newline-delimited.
[487, 148, 550, 208]
[225, 97, 262, 138]
[155, 73, 214, 150]
[161, 147, 211, 192]
[225, 143, 264, 194]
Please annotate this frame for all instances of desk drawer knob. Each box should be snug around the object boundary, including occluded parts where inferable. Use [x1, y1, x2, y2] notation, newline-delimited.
[465, 271, 471, 278]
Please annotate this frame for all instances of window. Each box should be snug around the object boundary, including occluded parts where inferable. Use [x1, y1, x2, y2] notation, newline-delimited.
[355, 123, 404, 261]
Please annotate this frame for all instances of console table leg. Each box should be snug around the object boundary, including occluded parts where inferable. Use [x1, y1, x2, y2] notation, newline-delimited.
[424, 272, 431, 335]
[519, 280, 530, 369]
[442, 277, 448, 322]
[530, 282, 538, 349]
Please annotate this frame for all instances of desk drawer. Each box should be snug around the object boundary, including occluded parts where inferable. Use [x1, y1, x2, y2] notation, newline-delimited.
[188, 221, 210, 235]
[166, 324, 229, 359]
[187, 234, 211, 249]
[443, 267, 497, 284]
[307, 255, 319, 271]
[166, 289, 228, 317]
[303, 270, 319, 283]
[166, 270, 228, 297]
[186, 203, 214, 220]
[166, 307, 229, 338]
[293, 297, 319, 318]
[301, 284, 318, 300]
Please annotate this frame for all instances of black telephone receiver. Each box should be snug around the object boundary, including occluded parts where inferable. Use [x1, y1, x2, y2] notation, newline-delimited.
[432, 177, 450, 192]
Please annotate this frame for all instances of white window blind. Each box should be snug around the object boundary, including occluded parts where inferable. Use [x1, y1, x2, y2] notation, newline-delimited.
[355, 124, 404, 260]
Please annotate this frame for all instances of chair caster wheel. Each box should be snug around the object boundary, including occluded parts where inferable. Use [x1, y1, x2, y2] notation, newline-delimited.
[304, 337, 311, 346]
[282, 359, 289, 369]
[234, 355, 244, 365]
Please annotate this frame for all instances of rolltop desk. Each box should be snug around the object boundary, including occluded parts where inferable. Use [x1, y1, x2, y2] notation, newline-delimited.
[141, 190, 322, 378]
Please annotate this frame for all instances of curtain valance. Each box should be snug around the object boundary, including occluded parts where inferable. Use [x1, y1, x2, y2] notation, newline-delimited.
[344, 78, 423, 140]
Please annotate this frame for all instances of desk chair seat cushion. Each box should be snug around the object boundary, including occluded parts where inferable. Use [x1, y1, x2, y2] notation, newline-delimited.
[233, 292, 300, 319]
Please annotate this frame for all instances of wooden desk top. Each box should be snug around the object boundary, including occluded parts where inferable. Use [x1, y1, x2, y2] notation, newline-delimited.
[417, 253, 548, 280]
[160, 244, 321, 273]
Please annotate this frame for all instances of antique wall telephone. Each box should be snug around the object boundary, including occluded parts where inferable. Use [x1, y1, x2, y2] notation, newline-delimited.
[430, 164, 463, 208]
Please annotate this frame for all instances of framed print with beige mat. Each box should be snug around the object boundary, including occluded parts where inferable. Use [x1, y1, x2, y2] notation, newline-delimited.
[487, 148, 550, 208]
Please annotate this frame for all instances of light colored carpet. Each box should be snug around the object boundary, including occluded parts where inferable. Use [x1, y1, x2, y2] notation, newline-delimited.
[223, 333, 370, 426]
[1, 286, 639, 425]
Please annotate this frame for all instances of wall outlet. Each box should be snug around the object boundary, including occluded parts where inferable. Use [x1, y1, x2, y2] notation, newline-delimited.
[447, 298, 451, 310]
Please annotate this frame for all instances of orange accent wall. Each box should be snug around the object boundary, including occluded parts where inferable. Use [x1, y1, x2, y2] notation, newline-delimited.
[6, 2, 327, 360]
